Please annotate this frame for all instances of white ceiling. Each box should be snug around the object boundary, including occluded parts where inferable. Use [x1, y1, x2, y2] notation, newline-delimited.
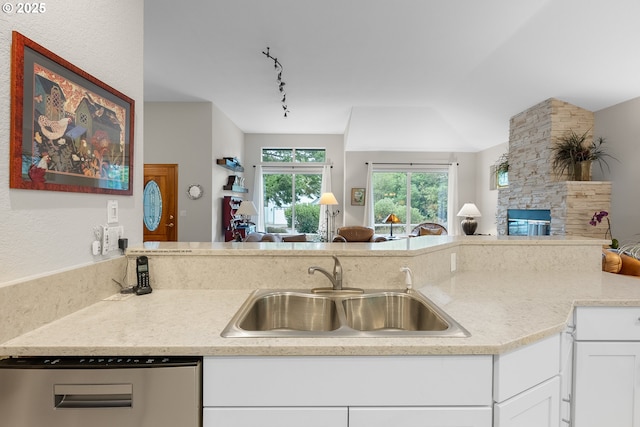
[144, 0, 640, 152]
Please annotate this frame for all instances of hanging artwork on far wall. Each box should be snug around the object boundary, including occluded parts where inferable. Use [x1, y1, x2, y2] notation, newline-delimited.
[351, 187, 365, 206]
[9, 31, 135, 195]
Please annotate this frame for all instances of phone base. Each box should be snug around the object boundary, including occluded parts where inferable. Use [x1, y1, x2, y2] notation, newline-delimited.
[135, 286, 152, 295]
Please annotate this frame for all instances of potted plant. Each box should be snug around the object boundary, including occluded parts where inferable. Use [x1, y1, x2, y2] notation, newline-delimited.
[551, 129, 616, 181]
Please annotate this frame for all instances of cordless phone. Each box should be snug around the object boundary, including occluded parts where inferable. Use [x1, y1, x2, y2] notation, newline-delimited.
[135, 256, 152, 295]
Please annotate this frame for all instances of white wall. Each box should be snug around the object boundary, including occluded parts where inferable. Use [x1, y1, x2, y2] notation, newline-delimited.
[212, 103, 245, 241]
[144, 102, 214, 242]
[594, 96, 640, 244]
[144, 102, 243, 242]
[343, 150, 477, 230]
[475, 142, 508, 235]
[0, 2, 144, 285]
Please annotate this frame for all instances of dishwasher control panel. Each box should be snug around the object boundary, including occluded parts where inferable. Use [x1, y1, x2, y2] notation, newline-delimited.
[0, 356, 201, 369]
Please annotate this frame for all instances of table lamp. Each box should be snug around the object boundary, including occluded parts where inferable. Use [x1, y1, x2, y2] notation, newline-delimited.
[384, 213, 401, 237]
[236, 201, 258, 225]
[457, 203, 481, 235]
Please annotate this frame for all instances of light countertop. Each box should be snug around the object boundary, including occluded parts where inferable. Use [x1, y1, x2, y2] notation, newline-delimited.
[2, 270, 639, 357]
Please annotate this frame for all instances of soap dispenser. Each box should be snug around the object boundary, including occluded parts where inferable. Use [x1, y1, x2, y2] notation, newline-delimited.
[400, 267, 413, 293]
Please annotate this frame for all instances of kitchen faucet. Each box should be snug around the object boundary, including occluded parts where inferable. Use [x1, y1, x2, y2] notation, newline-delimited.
[308, 255, 343, 290]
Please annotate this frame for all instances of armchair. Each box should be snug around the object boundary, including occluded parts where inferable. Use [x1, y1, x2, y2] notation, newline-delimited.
[410, 222, 448, 237]
[333, 226, 387, 243]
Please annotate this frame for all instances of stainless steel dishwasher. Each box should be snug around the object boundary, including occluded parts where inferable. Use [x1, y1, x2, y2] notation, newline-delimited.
[0, 356, 201, 427]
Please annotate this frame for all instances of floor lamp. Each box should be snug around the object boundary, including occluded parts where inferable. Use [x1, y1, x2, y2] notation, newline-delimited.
[319, 192, 339, 242]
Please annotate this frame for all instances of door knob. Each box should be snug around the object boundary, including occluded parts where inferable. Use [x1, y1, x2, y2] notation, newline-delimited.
[169, 214, 174, 219]
[165, 223, 175, 227]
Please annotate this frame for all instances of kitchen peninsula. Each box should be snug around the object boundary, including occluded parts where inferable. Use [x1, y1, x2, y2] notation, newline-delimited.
[2, 236, 640, 427]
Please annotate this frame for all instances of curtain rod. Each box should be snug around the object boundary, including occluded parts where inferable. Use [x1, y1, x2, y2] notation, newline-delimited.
[365, 162, 458, 166]
[254, 164, 332, 168]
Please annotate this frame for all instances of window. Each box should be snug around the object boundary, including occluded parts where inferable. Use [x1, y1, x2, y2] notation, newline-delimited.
[371, 169, 448, 235]
[261, 148, 326, 234]
[262, 148, 326, 163]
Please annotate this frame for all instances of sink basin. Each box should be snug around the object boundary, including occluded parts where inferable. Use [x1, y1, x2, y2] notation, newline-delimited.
[222, 289, 469, 338]
[238, 292, 340, 332]
[342, 292, 449, 332]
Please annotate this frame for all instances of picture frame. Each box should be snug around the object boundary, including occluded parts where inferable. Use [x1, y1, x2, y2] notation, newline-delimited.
[351, 187, 365, 206]
[10, 31, 135, 195]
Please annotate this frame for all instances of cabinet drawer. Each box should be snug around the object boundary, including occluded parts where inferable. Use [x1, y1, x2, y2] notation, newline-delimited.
[575, 307, 640, 341]
[350, 407, 492, 427]
[203, 407, 347, 427]
[203, 355, 493, 407]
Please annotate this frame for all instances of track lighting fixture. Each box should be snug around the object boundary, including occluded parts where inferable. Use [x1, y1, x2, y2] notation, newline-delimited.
[262, 47, 290, 118]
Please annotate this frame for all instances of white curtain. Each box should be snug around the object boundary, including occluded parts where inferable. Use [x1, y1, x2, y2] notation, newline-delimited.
[318, 165, 333, 235]
[447, 163, 460, 236]
[363, 162, 374, 227]
[253, 165, 265, 232]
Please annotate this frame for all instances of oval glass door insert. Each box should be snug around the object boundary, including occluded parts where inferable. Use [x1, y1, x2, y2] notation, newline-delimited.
[143, 180, 162, 231]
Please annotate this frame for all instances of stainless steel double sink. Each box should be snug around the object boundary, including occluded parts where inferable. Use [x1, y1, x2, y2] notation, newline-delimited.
[221, 288, 469, 338]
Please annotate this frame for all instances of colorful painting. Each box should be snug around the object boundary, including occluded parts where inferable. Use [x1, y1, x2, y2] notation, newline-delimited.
[10, 31, 135, 195]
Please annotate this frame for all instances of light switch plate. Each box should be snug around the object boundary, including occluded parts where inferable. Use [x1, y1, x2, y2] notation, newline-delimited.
[107, 200, 118, 224]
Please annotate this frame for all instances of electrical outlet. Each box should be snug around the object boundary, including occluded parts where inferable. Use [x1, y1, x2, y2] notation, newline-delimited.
[102, 225, 124, 255]
[101, 225, 110, 255]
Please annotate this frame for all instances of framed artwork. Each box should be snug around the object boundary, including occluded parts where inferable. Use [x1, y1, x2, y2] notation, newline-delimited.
[10, 31, 135, 195]
[351, 187, 365, 206]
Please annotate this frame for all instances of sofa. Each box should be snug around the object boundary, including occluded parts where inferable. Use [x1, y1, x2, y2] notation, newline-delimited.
[243, 232, 307, 242]
[332, 226, 387, 243]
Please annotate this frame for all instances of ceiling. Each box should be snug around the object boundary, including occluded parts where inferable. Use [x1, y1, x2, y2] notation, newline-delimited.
[144, 0, 640, 152]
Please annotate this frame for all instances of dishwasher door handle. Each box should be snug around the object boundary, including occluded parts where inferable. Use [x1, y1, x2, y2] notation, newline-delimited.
[54, 383, 133, 408]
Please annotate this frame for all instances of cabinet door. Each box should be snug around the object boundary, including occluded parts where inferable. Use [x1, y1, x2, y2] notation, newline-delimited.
[349, 407, 492, 427]
[574, 342, 640, 427]
[559, 325, 574, 425]
[203, 407, 347, 427]
[494, 376, 560, 427]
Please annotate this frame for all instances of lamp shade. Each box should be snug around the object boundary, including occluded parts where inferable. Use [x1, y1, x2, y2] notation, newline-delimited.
[319, 192, 338, 205]
[457, 203, 482, 218]
[236, 201, 258, 216]
[384, 213, 401, 224]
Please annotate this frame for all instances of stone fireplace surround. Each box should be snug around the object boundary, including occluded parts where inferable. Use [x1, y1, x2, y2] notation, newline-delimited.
[497, 98, 612, 238]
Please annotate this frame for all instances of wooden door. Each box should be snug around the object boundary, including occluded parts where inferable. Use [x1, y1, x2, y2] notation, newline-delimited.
[143, 164, 178, 241]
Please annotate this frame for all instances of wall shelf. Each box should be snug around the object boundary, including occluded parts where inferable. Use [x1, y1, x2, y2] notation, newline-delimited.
[217, 158, 244, 172]
[223, 185, 248, 193]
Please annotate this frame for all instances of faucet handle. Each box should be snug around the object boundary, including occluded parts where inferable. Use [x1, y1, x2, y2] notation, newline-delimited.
[332, 255, 342, 276]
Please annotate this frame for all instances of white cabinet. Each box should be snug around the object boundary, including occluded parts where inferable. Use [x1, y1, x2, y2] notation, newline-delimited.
[573, 306, 640, 427]
[203, 355, 493, 427]
[203, 407, 347, 427]
[494, 376, 560, 427]
[559, 324, 574, 425]
[349, 407, 492, 427]
[573, 342, 640, 427]
[493, 334, 562, 427]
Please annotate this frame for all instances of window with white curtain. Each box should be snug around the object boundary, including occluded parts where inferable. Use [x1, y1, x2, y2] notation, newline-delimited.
[371, 167, 449, 235]
[260, 148, 326, 234]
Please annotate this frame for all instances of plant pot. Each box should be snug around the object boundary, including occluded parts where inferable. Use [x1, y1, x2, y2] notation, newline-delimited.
[573, 160, 592, 181]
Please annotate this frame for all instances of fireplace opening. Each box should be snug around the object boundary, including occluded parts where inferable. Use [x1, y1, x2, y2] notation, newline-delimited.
[508, 209, 551, 236]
